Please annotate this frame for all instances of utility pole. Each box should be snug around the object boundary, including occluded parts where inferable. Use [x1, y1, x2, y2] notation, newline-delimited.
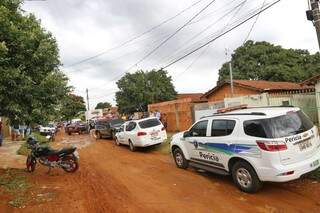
[225, 49, 234, 97]
[307, 0, 320, 49]
[86, 88, 90, 111]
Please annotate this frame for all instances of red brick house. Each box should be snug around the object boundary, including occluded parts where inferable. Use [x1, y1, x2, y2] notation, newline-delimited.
[202, 80, 313, 102]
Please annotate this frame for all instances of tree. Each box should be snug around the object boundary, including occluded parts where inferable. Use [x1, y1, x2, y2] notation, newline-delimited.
[59, 94, 86, 121]
[95, 102, 112, 109]
[218, 40, 320, 83]
[0, 0, 70, 125]
[116, 69, 177, 114]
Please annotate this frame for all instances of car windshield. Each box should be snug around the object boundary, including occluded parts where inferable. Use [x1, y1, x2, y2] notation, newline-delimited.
[138, 118, 161, 129]
[109, 119, 124, 127]
[243, 110, 314, 138]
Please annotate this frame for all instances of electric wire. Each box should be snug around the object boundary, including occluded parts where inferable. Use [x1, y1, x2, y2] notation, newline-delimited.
[162, 0, 281, 69]
[63, 0, 205, 68]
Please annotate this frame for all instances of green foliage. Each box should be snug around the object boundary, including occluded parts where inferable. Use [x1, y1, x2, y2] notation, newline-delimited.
[95, 102, 112, 109]
[218, 41, 320, 83]
[0, 0, 70, 125]
[59, 94, 86, 121]
[17, 132, 50, 156]
[0, 168, 31, 208]
[116, 69, 177, 114]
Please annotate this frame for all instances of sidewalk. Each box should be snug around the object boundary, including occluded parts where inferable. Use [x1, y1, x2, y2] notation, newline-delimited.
[0, 139, 26, 169]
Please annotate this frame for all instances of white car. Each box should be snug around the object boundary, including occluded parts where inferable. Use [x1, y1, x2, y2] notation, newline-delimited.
[115, 118, 167, 151]
[170, 106, 320, 193]
[39, 125, 56, 135]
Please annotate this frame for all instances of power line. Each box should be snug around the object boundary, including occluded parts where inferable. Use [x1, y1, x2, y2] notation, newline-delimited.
[63, 0, 205, 68]
[158, 0, 247, 68]
[124, 0, 217, 73]
[162, 0, 281, 69]
[173, 0, 247, 79]
[243, 0, 266, 44]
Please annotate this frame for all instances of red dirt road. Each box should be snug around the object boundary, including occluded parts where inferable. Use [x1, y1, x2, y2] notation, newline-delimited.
[2, 133, 320, 213]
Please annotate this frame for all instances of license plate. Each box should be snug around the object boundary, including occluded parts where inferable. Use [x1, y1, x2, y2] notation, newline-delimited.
[310, 159, 319, 168]
[298, 140, 312, 151]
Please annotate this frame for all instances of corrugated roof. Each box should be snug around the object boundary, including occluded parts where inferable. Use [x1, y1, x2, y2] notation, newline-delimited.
[203, 80, 313, 98]
[232, 80, 311, 91]
[301, 74, 320, 86]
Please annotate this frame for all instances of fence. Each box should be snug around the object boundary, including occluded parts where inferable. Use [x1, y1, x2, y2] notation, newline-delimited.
[224, 92, 318, 124]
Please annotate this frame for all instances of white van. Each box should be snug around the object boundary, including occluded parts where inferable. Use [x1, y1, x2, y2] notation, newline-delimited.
[170, 106, 320, 193]
[115, 118, 167, 151]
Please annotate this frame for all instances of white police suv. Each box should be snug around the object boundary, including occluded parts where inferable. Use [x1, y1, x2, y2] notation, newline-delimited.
[170, 106, 320, 193]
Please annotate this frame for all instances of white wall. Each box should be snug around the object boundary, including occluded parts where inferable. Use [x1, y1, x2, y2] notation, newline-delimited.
[316, 82, 320, 124]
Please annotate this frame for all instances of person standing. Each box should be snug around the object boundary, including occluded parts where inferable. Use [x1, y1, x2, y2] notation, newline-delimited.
[155, 110, 161, 120]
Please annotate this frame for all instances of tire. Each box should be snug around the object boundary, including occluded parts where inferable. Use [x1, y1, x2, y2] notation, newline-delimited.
[96, 131, 102, 139]
[62, 156, 79, 173]
[111, 131, 116, 140]
[115, 137, 121, 146]
[129, 140, 136, 152]
[26, 155, 36, 172]
[173, 148, 188, 169]
[231, 161, 262, 193]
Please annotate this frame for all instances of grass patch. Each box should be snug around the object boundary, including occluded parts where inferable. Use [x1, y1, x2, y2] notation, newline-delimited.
[17, 132, 50, 156]
[0, 169, 32, 208]
[154, 133, 174, 155]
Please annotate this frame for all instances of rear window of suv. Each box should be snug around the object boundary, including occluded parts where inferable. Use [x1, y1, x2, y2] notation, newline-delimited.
[244, 110, 313, 138]
[139, 118, 161, 129]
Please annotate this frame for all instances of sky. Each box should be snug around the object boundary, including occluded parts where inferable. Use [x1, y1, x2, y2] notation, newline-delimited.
[22, 0, 318, 109]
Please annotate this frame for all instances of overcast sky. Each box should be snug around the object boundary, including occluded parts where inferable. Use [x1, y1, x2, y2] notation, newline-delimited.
[22, 0, 318, 109]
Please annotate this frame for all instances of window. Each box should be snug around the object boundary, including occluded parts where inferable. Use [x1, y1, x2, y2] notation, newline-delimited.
[189, 120, 208, 137]
[243, 110, 314, 138]
[139, 118, 161, 129]
[125, 122, 136, 131]
[211, 120, 236, 137]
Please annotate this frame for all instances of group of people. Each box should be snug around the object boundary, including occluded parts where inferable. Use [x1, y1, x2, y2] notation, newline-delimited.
[149, 110, 168, 129]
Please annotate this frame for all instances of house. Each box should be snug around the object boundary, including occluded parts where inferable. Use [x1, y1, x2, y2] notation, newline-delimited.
[301, 74, 320, 123]
[202, 80, 313, 102]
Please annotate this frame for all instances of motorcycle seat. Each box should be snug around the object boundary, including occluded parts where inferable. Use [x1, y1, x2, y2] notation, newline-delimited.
[47, 147, 76, 156]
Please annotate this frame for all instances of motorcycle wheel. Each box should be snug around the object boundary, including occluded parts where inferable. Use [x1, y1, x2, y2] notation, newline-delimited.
[62, 156, 79, 173]
[26, 155, 36, 172]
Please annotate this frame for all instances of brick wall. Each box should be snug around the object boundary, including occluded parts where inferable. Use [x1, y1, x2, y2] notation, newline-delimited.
[148, 98, 194, 132]
[206, 84, 258, 102]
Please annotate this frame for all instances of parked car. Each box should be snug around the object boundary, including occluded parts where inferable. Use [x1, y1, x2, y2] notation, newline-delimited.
[65, 122, 88, 135]
[170, 106, 320, 193]
[39, 124, 56, 136]
[95, 118, 124, 139]
[115, 117, 167, 151]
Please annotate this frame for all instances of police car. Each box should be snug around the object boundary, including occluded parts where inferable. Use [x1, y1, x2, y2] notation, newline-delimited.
[170, 106, 320, 193]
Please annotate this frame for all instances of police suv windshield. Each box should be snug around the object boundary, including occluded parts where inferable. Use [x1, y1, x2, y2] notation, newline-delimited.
[243, 110, 313, 138]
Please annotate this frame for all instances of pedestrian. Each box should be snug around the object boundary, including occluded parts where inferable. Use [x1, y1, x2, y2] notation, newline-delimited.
[155, 110, 161, 120]
[0, 119, 3, 146]
[161, 113, 168, 129]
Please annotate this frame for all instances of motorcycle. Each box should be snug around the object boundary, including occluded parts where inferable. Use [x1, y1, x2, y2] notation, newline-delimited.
[26, 136, 79, 173]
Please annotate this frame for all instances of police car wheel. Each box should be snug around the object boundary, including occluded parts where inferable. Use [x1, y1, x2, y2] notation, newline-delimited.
[231, 161, 262, 193]
[173, 148, 188, 169]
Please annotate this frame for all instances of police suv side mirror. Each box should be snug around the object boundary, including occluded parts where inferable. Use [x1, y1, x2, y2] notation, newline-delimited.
[183, 131, 190, 138]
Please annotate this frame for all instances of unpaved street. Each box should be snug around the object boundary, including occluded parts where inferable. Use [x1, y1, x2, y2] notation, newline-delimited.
[2, 133, 320, 213]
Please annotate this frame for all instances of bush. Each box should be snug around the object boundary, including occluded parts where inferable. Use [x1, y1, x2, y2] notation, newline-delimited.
[16, 132, 50, 156]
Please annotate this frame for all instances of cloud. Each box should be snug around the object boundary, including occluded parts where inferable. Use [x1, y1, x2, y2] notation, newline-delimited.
[22, 0, 317, 108]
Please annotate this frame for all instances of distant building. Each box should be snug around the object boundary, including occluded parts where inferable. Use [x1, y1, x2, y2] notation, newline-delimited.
[301, 74, 320, 123]
[202, 80, 313, 102]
